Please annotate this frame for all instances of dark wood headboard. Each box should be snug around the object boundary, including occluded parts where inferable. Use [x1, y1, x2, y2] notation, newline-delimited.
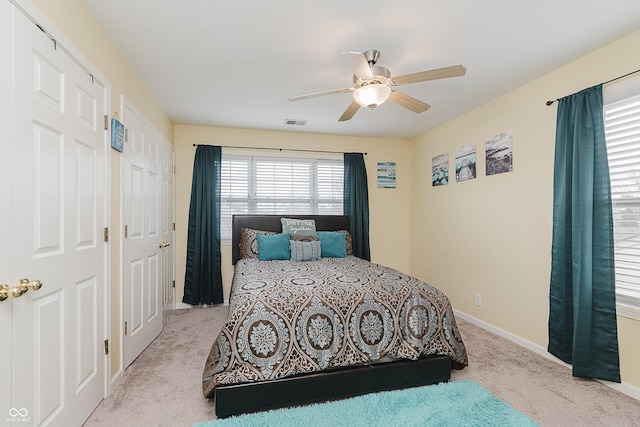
[231, 214, 350, 264]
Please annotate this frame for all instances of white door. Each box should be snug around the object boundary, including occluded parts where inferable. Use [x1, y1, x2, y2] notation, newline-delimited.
[161, 141, 175, 328]
[1, 3, 108, 426]
[0, 0, 14, 420]
[122, 100, 163, 368]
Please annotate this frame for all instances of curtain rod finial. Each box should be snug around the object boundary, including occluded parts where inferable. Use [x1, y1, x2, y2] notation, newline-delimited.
[546, 100, 556, 106]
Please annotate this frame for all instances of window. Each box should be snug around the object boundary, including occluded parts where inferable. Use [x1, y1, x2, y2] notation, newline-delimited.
[220, 153, 344, 240]
[604, 75, 640, 320]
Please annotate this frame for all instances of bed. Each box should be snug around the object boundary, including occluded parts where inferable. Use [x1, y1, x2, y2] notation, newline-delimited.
[203, 214, 468, 418]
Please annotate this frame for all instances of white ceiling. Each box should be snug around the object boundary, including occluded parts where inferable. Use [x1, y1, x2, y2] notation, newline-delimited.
[82, 0, 640, 140]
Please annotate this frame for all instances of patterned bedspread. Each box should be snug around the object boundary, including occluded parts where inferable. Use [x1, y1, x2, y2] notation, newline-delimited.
[202, 256, 468, 397]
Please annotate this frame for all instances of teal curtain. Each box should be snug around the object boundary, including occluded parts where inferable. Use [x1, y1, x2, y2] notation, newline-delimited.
[344, 153, 370, 260]
[548, 84, 620, 382]
[183, 145, 223, 305]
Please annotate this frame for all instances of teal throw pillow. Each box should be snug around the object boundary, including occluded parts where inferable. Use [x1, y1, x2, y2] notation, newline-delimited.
[316, 231, 347, 258]
[256, 233, 291, 261]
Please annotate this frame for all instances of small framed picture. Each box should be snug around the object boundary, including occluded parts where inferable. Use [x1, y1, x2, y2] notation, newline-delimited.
[485, 130, 513, 176]
[377, 162, 396, 188]
[111, 118, 124, 152]
[455, 144, 476, 182]
[432, 153, 449, 186]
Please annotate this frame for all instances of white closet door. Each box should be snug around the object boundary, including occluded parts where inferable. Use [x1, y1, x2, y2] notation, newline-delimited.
[0, 0, 14, 420]
[2, 3, 108, 425]
[161, 139, 175, 328]
[122, 99, 163, 368]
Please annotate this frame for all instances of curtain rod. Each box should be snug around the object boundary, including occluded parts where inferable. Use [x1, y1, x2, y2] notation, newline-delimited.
[192, 144, 367, 155]
[545, 68, 640, 106]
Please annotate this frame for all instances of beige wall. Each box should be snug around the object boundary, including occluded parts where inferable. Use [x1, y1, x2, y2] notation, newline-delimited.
[410, 29, 640, 389]
[174, 125, 412, 302]
[30, 0, 174, 379]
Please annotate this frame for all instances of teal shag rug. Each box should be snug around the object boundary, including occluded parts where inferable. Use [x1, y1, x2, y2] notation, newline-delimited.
[194, 380, 538, 427]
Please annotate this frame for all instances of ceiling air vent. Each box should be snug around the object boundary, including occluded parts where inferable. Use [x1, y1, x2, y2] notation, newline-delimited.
[284, 119, 306, 126]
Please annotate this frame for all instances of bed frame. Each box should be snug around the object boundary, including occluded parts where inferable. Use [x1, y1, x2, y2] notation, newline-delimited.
[215, 214, 452, 418]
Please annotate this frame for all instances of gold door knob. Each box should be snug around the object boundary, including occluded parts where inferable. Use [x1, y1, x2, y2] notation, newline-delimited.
[0, 278, 43, 301]
[158, 241, 171, 248]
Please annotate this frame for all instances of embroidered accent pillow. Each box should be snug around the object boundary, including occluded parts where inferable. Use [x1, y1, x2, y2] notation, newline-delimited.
[281, 218, 317, 238]
[290, 240, 321, 261]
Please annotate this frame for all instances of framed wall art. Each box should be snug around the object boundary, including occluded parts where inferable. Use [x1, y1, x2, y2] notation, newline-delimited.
[377, 162, 396, 188]
[432, 153, 449, 186]
[485, 130, 513, 176]
[455, 144, 476, 182]
[111, 117, 124, 152]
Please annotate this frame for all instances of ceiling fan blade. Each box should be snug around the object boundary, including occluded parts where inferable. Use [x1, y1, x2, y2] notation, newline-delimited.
[341, 51, 374, 80]
[338, 101, 360, 121]
[388, 91, 431, 114]
[391, 65, 466, 86]
[288, 88, 352, 102]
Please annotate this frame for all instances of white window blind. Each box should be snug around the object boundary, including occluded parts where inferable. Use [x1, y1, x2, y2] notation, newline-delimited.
[317, 162, 345, 214]
[220, 157, 250, 239]
[220, 154, 344, 240]
[604, 76, 640, 320]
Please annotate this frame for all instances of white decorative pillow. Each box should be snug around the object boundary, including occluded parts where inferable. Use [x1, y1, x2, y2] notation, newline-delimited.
[290, 240, 321, 261]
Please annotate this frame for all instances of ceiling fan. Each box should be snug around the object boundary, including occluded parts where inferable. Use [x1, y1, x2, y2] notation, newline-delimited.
[287, 50, 466, 121]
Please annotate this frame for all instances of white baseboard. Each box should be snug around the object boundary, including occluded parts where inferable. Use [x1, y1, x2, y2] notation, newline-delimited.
[109, 368, 122, 395]
[454, 309, 640, 402]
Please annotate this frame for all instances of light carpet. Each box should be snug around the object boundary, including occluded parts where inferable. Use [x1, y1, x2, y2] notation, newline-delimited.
[84, 308, 640, 426]
[194, 380, 538, 427]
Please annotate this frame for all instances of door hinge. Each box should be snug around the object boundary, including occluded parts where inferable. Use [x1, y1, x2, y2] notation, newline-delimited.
[173, 165, 175, 173]
[172, 280, 175, 288]
[124, 321, 128, 335]
[104, 115, 109, 130]
[125, 128, 129, 142]
[172, 222, 175, 231]
[125, 225, 128, 238]
[104, 339, 109, 355]
[103, 227, 109, 242]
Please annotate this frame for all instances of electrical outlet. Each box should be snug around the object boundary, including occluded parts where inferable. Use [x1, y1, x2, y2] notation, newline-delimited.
[474, 293, 482, 306]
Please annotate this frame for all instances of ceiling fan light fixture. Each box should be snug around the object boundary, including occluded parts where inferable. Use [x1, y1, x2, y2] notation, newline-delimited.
[353, 83, 391, 109]
[289, 50, 465, 121]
